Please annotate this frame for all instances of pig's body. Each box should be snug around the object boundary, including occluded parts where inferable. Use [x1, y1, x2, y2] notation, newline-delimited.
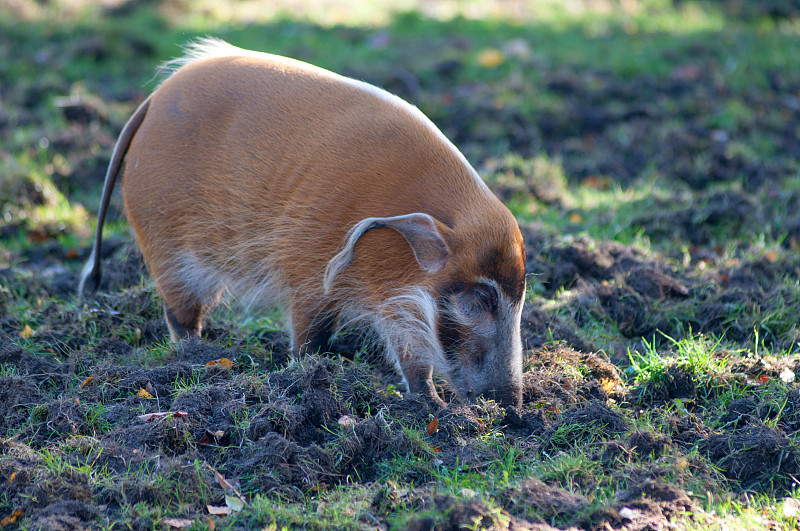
[81, 39, 526, 407]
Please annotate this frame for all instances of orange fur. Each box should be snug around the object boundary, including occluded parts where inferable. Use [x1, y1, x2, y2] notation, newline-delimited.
[81, 39, 526, 407]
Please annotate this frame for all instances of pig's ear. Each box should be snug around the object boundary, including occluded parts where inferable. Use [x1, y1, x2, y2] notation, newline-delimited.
[323, 213, 450, 294]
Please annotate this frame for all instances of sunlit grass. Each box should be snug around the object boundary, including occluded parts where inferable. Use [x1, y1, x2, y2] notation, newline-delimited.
[2, 0, 730, 30]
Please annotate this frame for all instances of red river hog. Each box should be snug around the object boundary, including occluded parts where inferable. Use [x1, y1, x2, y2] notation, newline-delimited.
[80, 38, 526, 407]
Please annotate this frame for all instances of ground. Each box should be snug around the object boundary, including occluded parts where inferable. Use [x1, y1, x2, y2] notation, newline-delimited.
[1, 1, 800, 529]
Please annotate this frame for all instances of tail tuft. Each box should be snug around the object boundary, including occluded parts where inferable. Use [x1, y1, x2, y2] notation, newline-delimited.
[77, 249, 102, 299]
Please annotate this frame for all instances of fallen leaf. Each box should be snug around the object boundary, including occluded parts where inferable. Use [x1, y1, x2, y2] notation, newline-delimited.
[205, 358, 235, 370]
[765, 251, 778, 263]
[137, 412, 165, 422]
[137, 388, 153, 399]
[0, 509, 23, 527]
[581, 175, 610, 190]
[225, 494, 245, 513]
[477, 48, 505, 68]
[619, 507, 641, 520]
[65, 248, 80, 259]
[779, 368, 795, 384]
[214, 470, 240, 493]
[80, 376, 95, 388]
[19, 324, 34, 339]
[207, 505, 232, 516]
[205, 516, 216, 530]
[337, 415, 357, 427]
[569, 212, 582, 223]
[600, 377, 616, 393]
[426, 418, 439, 435]
[137, 411, 189, 422]
[757, 374, 770, 384]
[28, 231, 50, 243]
[8, 472, 18, 483]
[163, 517, 194, 529]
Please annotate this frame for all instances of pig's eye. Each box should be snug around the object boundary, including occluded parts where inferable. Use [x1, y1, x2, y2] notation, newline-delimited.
[474, 284, 498, 314]
[458, 284, 497, 318]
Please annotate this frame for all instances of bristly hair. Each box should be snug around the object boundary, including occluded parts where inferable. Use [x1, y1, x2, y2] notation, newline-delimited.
[155, 37, 250, 84]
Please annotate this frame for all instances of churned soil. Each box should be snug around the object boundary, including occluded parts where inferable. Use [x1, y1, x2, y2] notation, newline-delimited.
[3, 6, 800, 529]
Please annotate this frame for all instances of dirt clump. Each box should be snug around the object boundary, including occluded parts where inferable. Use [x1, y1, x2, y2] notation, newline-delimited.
[703, 425, 800, 492]
[540, 401, 628, 454]
[521, 306, 595, 353]
[498, 477, 590, 526]
[608, 478, 695, 531]
[624, 265, 689, 300]
[404, 494, 558, 531]
[626, 431, 672, 459]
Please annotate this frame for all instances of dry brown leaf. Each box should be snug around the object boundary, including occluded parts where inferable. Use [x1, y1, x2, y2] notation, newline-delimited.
[18, 324, 34, 339]
[600, 377, 616, 393]
[477, 48, 505, 68]
[207, 505, 232, 516]
[80, 376, 95, 389]
[225, 494, 245, 512]
[338, 415, 357, 427]
[137, 412, 164, 422]
[214, 470, 239, 493]
[137, 411, 188, 422]
[8, 472, 18, 483]
[426, 418, 439, 435]
[137, 388, 153, 399]
[205, 358, 235, 370]
[163, 517, 194, 529]
[0, 509, 23, 527]
[581, 175, 610, 190]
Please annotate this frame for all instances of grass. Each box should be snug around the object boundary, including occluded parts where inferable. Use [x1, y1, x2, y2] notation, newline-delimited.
[2, 0, 800, 529]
